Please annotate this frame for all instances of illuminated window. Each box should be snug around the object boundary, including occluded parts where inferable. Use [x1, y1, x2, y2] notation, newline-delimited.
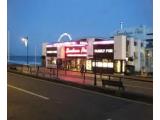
[134, 41, 137, 46]
[108, 62, 113, 68]
[86, 60, 92, 70]
[114, 60, 121, 73]
[122, 61, 125, 72]
[92, 59, 113, 68]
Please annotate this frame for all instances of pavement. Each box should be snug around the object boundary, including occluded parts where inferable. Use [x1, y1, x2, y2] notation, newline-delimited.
[8, 72, 153, 120]
[16, 66, 152, 97]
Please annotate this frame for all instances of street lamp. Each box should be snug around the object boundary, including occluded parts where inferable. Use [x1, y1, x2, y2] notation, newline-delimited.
[21, 37, 29, 65]
[94, 50, 97, 86]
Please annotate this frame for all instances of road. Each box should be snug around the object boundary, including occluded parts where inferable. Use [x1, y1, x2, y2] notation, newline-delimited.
[8, 72, 152, 120]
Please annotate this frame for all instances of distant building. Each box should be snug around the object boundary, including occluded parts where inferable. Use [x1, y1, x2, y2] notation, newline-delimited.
[145, 33, 153, 74]
[111, 24, 153, 75]
[112, 25, 152, 40]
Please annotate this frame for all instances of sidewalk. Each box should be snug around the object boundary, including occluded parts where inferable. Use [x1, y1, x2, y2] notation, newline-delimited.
[8, 64, 152, 96]
[13, 65, 153, 97]
[8, 65, 153, 103]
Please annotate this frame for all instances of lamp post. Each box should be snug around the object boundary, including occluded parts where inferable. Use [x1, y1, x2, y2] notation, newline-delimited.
[94, 51, 97, 86]
[21, 37, 28, 65]
[35, 46, 37, 68]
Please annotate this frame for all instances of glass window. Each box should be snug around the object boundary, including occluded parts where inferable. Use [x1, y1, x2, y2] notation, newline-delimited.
[141, 43, 143, 47]
[134, 41, 137, 46]
[114, 60, 121, 73]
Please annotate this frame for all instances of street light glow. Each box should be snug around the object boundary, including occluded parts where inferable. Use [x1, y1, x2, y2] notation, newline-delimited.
[21, 37, 28, 47]
[21, 36, 29, 65]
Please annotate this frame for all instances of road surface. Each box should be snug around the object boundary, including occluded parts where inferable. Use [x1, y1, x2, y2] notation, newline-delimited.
[8, 72, 152, 120]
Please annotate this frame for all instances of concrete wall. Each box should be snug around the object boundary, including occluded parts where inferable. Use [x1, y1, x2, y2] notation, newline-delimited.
[42, 43, 47, 56]
[114, 35, 126, 60]
[128, 37, 135, 58]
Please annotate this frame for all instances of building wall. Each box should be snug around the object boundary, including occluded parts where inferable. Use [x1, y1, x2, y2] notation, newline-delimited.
[128, 38, 135, 58]
[42, 43, 48, 56]
[146, 48, 153, 73]
[114, 35, 126, 60]
[126, 37, 135, 66]
[145, 33, 153, 73]
[134, 40, 140, 71]
[42, 43, 48, 66]
[134, 40, 146, 72]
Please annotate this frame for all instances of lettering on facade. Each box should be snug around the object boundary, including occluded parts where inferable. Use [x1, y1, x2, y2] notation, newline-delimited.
[66, 47, 87, 53]
[94, 49, 113, 53]
[65, 46, 87, 57]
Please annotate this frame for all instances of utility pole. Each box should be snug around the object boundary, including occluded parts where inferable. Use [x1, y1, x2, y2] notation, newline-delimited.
[94, 52, 97, 86]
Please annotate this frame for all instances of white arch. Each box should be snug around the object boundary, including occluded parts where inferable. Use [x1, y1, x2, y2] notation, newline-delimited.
[58, 33, 72, 42]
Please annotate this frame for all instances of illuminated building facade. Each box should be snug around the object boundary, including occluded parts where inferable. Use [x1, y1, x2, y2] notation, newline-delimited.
[42, 34, 147, 74]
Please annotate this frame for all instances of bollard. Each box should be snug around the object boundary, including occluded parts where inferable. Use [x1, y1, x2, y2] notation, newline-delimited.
[29, 66, 32, 74]
[65, 68, 67, 76]
[50, 68, 51, 78]
[43, 67, 45, 77]
[57, 65, 59, 79]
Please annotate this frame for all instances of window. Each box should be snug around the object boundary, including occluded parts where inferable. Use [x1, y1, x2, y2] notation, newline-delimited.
[134, 52, 137, 59]
[141, 43, 143, 47]
[134, 41, 137, 46]
[126, 40, 129, 52]
[92, 59, 113, 68]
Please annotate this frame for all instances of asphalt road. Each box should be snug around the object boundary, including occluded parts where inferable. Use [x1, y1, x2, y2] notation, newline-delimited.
[8, 72, 153, 120]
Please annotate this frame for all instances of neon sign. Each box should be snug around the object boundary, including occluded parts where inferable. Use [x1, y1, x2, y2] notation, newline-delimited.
[66, 48, 80, 53]
[94, 49, 113, 53]
[66, 47, 87, 53]
[93, 40, 114, 45]
[65, 46, 87, 57]
[94, 49, 105, 53]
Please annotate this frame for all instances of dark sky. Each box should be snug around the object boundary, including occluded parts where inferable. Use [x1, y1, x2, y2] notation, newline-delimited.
[8, 0, 153, 56]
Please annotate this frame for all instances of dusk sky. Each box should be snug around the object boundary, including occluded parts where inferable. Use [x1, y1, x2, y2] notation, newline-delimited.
[8, 0, 153, 56]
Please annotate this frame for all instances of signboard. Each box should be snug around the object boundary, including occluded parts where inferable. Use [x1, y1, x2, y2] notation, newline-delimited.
[65, 46, 87, 57]
[94, 49, 113, 53]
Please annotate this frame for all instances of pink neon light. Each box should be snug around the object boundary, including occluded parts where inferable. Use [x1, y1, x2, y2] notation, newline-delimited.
[46, 42, 77, 48]
[65, 44, 86, 47]
[93, 41, 114, 45]
[67, 54, 87, 57]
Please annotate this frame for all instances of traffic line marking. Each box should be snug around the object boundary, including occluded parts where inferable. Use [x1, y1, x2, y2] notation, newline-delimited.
[8, 84, 49, 100]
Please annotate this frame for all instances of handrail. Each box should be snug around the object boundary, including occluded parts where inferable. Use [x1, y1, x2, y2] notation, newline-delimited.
[101, 74, 152, 83]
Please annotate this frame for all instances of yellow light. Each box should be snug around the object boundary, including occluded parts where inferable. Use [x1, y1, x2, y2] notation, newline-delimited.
[117, 61, 121, 73]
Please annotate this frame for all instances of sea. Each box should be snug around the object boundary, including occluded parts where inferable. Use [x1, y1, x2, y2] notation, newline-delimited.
[8, 56, 42, 65]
